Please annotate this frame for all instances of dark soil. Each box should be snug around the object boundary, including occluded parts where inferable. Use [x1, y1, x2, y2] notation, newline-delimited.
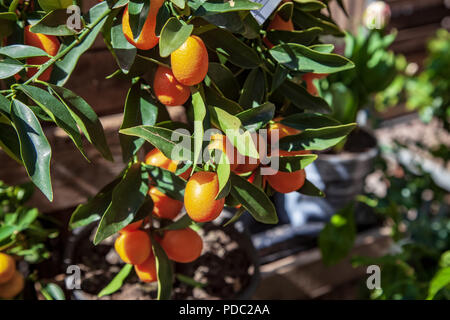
[70, 223, 257, 300]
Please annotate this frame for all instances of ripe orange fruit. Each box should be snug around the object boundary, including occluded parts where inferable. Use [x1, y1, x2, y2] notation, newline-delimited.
[266, 169, 306, 194]
[135, 255, 157, 283]
[24, 25, 60, 81]
[171, 35, 209, 86]
[121, 1, 164, 50]
[145, 148, 178, 172]
[208, 133, 239, 172]
[184, 171, 224, 222]
[148, 186, 183, 220]
[302, 73, 328, 96]
[119, 220, 143, 234]
[153, 66, 190, 106]
[0, 253, 15, 284]
[160, 228, 203, 263]
[234, 133, 267, 175]
[0, 271, 25, 299]
[114, 230, 151, 265]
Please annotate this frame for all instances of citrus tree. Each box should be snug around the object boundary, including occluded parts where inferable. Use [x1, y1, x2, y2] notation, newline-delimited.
[1, 0, 356, 299]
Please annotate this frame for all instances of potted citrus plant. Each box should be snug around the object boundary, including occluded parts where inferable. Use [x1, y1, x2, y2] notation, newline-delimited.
[1, 0, 355, 299]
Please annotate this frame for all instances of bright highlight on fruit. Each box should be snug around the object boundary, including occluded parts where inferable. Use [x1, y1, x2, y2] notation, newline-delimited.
[153, 66, 191, 106]
[114, 230, 151, 265]
[171, 35, 209, 86]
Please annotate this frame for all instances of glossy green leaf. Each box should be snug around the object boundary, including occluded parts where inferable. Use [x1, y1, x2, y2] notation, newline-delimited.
[98, 264, 133, 298]
[188, 0, 261, 15]
[0, 57, 23, 79]
[279, 123, 356, 151]
[119, 125, 193, 162]
[0, 225, 16, 242]
[204, 86, 243, 115]
[216, 150, 231, 199]
[207, 62, 240, 101]
[51, 2, 110, 85]
[171, 0, 185, 9]
[18, 84, 86, 159]
[191, 87, 206, 173]
[38, 0, 73, 12]
[159, 18, 193, 57]
[94, 163, 149, 244]
[128, 0, 150, 40]
[208, 106, 258, 159]
[142, 164, 186, 201]
[297, 179, 325, 197]
[239, 68, 266, 108]
[266, 27, 322, 46]
[277, 79, 331, 113]
[48, 85, 113, 161]
[16, 208, 39, 230]
[0, 121, 22, 163]
[281, 113, 341, 130]
[230, 173, 277, 224]
[10, 100, 53, 201]
[310, 43, 334, 53]
[200, 28, 261, 69]
[120, 82, 159, 162]
[111, 17, 137, 74]
[69, 177, 122, 229]
[30, 9, 78, 36]
[293, 0, 326, 11]
[0, 45, 49, 59]
[236, 102, 275, 132]
[271, 64, 289, 93]
[270, 43, 354, 74]
[152, 237, 173, 300]
[40, 283, 66, 300]
[292, 8, 344, 36]
[272, 153, 317, 172]
[427, 267, 450, 300]
[160, 214, 194, 231]
[319, 203, 356, 266]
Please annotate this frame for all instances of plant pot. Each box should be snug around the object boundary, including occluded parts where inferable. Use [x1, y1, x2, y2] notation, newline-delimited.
[63, 219, 260, 300]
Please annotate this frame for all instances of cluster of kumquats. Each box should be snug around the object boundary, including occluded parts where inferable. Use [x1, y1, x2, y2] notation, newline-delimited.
[0, 253, 25, 299]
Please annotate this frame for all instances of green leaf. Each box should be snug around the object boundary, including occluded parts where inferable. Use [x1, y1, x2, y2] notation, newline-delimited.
[236, 102, 275, 132]
[160, 214, 193, 231]
[10, 100, 53, 201]
[200, 28, 261, 69]
[208, 106, 258, 159]
[48, 85, 113, 161]
[277, 79, 331, 113]
[30, 9, 78, 36]
[292, 8, 344, 36]
[69, 177, 121, 229]
[152, 237, 173, 300]
[175, 274, 206, 288]
[204, 86, 243, 115]
[159, 18, 193, 57]
[51, 2, 109, 85]
[0, 56, 23, 79]
[297, 179, 325, 197]
[223, 207, 245, 227]
[281, 113, 341, 130]
[16, 208, 39, 230]
[230, 173, 278, 224]
[128, 0, 150, 41]
[319, 202, 356, 266]
[171, 0, 185, 9]
[18, 84, 86, 159]
[98, 264, 133, 298]
[293, 0, 326, 12]
[94, 163, 149, 244]
[207, 62, 240, 101]
[191, 87, 206, 173]
[40, 283, 65, 300]
[427, 267, 450, 300]
[119, 125, 193, 162]
[216, 151, 231, 199]
[270, 43, 354, 74]
[279, 123, 356, 151]
[38, 0, 73, 11]
[0, 120, 22, 163]
[273, 154, 318, 172]
[266, 27, 322, 46]
[111, 16, 137, 74]
[0, 225, 16, 242]
[142, 164, 186, 201]
[120, 82, 159, 162]
[0, 45, 49, 59]
[271, 64, 289, 93]
[239, 68, 266, 108]
[188, 0, 261, 15]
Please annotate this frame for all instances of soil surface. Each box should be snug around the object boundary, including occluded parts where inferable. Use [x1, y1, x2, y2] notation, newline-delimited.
[71, 223, 256, 300]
